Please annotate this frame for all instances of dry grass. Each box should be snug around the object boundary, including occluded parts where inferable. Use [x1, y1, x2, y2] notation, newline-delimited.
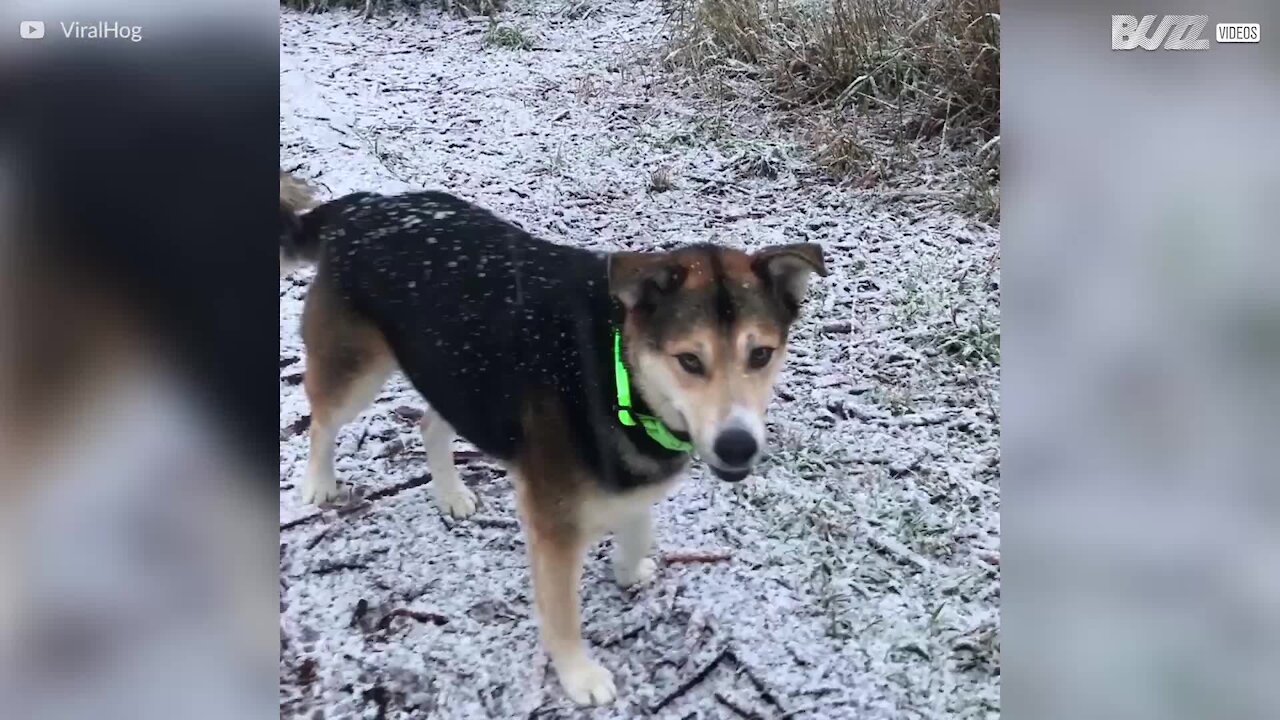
[663, 0, 999, 196]
[484, 21, 536, 49]
[280, 0, 505, 17]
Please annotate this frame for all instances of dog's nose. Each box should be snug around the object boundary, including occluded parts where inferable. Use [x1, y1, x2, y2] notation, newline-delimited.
[713, 429, 757, 467]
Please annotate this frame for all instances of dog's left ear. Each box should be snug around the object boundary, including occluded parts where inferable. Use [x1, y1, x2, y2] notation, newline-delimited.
[752, 243, 829, 310]
[608, 251, 687, 309]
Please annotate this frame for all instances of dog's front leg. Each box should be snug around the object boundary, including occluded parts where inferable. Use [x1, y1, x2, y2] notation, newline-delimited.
[524, 519, 616, 705]
[612, 508, 657, 588]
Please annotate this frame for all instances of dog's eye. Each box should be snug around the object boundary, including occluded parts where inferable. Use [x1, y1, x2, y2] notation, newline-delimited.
[675, 353, 704, 375]
[747, 346, 774, 369]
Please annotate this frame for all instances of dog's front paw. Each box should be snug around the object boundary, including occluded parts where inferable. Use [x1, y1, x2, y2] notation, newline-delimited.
[614, 557, 657, 588]
[300, 474, 342, 506]
[433, 485, 478, 519]
[555, 656, 616, 706]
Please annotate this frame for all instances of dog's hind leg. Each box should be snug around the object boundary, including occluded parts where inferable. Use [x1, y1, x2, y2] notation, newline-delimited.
[302, 364, 389, 504]
[419, 410, 476, 518]
[299, 274, 393, 505]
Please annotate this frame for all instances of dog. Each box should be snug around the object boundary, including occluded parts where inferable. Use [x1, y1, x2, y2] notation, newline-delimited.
[280, 176, 827, 705]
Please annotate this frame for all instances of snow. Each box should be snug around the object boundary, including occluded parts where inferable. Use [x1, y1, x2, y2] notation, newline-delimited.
[280, 3, 1000, 718]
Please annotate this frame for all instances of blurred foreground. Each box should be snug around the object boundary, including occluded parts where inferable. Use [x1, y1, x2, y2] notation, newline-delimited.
[0, 4, 278, 719]
[1005, 1, 1280, 718]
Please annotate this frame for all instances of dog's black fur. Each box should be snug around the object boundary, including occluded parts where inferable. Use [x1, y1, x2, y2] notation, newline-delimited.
[295, 191, 689, 490]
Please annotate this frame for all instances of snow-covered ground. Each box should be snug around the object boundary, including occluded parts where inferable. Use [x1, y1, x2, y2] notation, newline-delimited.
[279, 3, 1000, 718]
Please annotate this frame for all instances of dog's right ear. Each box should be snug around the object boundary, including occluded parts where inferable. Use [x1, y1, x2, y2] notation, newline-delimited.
[608, 252, 686, 310]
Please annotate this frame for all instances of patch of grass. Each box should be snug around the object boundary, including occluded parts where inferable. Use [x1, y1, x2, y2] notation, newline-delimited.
[957, 144, 1000, 222]
[813, 114, 875, 177]
[484, 22, 535, 50]
[872, 385, 915, 417]
[648, 115, 734, 150]
[893, 258, 1000, 368]
[573, 76, 599, 102]
[951, 619, 999, 673]
[734, 145, 787, 178]
[558, 0, 600, 21]
[893, 275, 934, 326]
[649, 165, 676, 192]
[665, 0, 998, 137]
[663, 0, 1000, 208]
[938, 318, 999, 366]
[281, 0, 505, 17]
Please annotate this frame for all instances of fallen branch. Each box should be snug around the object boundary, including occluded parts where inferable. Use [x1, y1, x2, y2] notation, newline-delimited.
[282, 512, 321, 531]
[365, 473, 434, 502]
[663, 550, 733, 565]
[281, 414, 311, 438]
[598, 623, 647, 648]
[715, 692, 764, 720]
[649, 648, 730, 713]
[734, 656, 785, 713]
[282, 461, 498, 533]
[866, 533, 932, 573]
[779, 698, 855, 719]
[309, 560, 370, 576]
[470, 515, 520, 529]
[892, 411, 954, 427]
[376, 607, 449, 632]
[305, 525, 334, 550]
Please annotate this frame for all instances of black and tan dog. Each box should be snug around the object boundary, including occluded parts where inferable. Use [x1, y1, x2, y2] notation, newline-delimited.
[280, 174, 826, 705]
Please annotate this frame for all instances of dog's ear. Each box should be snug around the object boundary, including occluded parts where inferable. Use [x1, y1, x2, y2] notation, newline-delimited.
[752, 243, 829, 311]
[608, 252, 686, 309]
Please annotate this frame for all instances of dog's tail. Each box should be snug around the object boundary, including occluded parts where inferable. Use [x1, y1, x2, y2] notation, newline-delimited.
[280, 171, 322, 270]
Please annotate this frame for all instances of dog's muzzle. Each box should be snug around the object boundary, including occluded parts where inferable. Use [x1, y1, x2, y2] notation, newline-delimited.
[710, 465, 751, 482]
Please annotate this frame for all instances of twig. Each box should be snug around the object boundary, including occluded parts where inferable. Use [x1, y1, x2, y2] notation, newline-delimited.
[282, 474, 433, 532]
[281, 414, 311, 438]
[598, 624, 647, 648]
[779, 698, 855, 719]
[687, 173, 741, 189]
[976, 134, 1000, 162]
[850, 188, 964, 197]
[649, 648, 730, 713]
[349, 598, 369, 628]
[734, 656, 785, 713]
[376, 607, 449, 632]
[349, 125, 408, 184]
[282, 459, 498, 533]
[892, 411, 953, 427]
[663, 550, 733, 565]
[282, 511, 321, 531]
[365, 473, 434, 502]
[866, 533, 932, 573]
[305, 525, 334, 550]
[715, 692, 764, 719]
[310, 560, 370, 576]
[471, 515, 520, 529]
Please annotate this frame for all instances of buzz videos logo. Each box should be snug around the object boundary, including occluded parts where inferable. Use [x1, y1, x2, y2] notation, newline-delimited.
[1112, 15, 1261, 50]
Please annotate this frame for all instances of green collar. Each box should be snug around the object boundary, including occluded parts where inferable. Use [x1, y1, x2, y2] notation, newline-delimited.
[613, 328, 694, 453]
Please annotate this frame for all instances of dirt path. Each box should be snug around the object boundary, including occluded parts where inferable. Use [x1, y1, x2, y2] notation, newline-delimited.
[280, 3, 1000, 718]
